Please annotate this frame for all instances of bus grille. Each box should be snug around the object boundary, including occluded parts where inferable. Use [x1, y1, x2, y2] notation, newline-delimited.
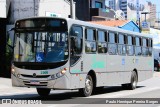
[23, 81, 48, 86]
[21, 74, 50, 78]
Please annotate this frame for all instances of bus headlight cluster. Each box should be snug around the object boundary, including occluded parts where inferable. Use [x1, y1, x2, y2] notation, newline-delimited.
[11, 65, 20, 78]
[11, 65, 16, 75]
[51, 68, 67, 80]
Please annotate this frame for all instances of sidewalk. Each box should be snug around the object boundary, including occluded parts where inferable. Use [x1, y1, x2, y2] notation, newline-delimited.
[153, 71, 160, 77]
[0, 78, 36, 96]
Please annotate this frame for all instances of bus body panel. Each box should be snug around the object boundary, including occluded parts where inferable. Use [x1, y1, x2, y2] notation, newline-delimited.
[106, 55, 126, 85]
[135, 57, 153, 82]
[83, 54, 107, 86]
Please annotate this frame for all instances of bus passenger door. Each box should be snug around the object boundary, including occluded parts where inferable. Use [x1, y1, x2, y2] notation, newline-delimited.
[69, 26, 83, 89]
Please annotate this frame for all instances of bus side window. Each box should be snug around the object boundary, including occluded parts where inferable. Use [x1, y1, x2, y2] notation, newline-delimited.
[97, 30, 107, 53]
[118, 33, 126, 55]
[126, 35, 134, 56]
[149, 39, 152, 56]
[108, 32, 117, 55]
[85, 28, 96, 53]
[70, 26, 83, 55]
[146, 39, 149, 56]
[142, 38, 148, 56]
[135, 37, 142, 56]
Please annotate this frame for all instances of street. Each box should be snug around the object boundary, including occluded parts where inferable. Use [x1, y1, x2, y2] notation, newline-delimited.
[0, 72, 160, 107]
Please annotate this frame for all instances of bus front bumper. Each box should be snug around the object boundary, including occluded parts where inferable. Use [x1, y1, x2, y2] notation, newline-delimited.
[11, 74, 69, 89]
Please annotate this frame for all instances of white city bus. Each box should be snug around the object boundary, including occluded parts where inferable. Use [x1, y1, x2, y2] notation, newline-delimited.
[11, 17, 153, 97]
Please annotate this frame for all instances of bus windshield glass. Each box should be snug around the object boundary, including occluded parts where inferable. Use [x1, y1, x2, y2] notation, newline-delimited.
[14, 18, 68, 63]
[14, 32, 68, 63]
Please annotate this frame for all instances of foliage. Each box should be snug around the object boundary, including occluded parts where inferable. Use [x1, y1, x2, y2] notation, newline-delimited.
[6, 38, 13, 77]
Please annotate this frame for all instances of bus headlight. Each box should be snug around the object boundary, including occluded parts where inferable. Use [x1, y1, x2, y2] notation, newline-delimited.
[11, 68, 15, 72]
[51, 68, 67, 80]
[11, 66, 16, 76]
[11, 66, 20, 78]
[11, 66, 15, 73]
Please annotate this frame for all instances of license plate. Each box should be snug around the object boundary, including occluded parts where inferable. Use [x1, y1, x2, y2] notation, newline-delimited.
[30, 80, 40, 85]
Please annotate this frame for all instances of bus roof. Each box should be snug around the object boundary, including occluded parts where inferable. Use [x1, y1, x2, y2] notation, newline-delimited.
[66, 18, 152, 39]
[15, 17, 152, 39]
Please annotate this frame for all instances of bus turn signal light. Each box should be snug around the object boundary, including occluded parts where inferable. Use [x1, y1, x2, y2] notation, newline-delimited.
[61, 68, 67, 74]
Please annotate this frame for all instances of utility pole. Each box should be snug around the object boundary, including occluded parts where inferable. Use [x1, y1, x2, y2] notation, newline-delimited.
[136, 0, 141, 32]
[136, 0, 140, 22]
[70, 0, 74, 19]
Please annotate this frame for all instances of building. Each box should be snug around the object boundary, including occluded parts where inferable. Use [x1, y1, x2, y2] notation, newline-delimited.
[8, 0, 75, 24]
[148, 2, 156, 28]
[0, 0, 11, 77]
[90, 20, 140, 32]
[119, 0, 127, 19]
[91, 6, 115, 21]
[109, 0, 120, 10]
[148, 2, 156, 20]
[108, 0, 153, 21]
[109, 0, 127, 19]
[74, 0, 115, 21]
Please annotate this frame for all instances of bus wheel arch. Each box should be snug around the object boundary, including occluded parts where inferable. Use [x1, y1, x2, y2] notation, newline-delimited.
[122, 69, 138, 90]
[79, 70, 97, 97]
[88, 70, 97, 88]
[133, 68, 138, 81]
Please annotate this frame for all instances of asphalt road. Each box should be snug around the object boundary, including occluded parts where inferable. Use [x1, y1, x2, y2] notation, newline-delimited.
[0, 72, 160, 107]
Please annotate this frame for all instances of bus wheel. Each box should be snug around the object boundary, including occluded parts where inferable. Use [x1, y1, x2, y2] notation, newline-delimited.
[36, 88, 51, 97]
[79, 75, 93, 97]
[129, 71, 138, 90]
[122, 71, 138, 90]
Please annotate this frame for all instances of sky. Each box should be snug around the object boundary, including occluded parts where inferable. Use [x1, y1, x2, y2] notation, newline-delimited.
[149, 0, 160, 12]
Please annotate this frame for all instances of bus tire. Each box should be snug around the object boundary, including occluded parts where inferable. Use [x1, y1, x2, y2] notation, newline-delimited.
[79, 75, 93, 97]
[36, 88, 51, 97]
[122, 71, 138, 90]
[128, 71, 138, 90]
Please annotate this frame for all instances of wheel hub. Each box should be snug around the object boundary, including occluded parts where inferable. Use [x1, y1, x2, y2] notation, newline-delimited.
[85, 78, 92, 93]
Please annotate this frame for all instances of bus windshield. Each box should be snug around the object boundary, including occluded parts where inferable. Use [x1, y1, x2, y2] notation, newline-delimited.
[14, 32, 68, 63]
